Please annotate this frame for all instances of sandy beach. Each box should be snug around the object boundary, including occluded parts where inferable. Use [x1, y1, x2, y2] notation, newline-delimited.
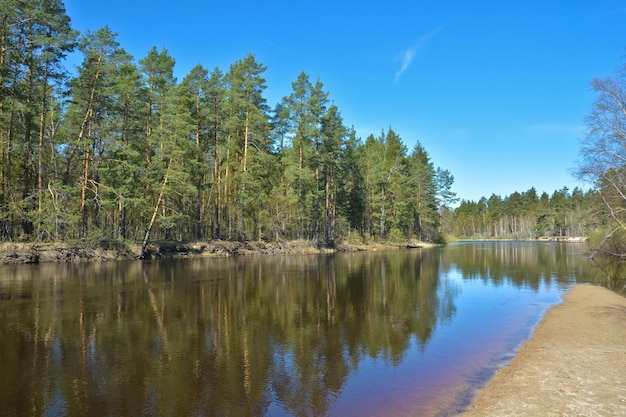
[462, 284, 626, 416]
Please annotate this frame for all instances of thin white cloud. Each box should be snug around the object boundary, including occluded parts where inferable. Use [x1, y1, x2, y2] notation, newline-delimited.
[394, 28, 441, 83]
[527, 123, 585, 135]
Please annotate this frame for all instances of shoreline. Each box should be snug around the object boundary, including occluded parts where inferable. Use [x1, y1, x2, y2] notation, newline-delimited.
[0, 237, 587, 265]
[0, 239, 434, 265]
[461, 284, 626, 416]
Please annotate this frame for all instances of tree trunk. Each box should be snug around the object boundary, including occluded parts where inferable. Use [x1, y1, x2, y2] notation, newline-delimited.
[243, 107, 249, 172]
[80, 134, 89, 239]
[118, 197, 126, 239]
[141, 154, 173, 258]
[213, 121, 221, 238]
[194, 94, 202, 239]
[37, 62, 49, 237]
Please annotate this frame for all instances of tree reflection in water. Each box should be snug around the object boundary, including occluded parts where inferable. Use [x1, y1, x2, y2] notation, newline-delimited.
[0, 243, 599, 416]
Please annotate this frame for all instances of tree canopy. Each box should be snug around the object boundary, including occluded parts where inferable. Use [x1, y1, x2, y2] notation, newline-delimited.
[0, 2, 613, 249]
[575, 56, 626, 256]
[447, 187, 597, 240]
[0, 4, 457, 246]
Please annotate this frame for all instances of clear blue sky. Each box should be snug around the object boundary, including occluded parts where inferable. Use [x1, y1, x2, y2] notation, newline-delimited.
[64, 0, 626, 203]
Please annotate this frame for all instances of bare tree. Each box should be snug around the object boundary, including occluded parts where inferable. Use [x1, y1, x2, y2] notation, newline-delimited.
[576, 57, 626, 256]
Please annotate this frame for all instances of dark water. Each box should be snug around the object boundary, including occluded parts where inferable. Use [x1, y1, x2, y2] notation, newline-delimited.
[0, 242, 603, 416]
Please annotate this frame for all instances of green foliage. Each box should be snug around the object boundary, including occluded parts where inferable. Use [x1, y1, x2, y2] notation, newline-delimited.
[588, 226, 626, 255]
[387, 227, 405, 243]
[341, 229, 364, 245]
[443, 234, 459, 243]
[6, 1, 605, 248]
[574, 57, 626, 255]
[448, 187, 598, 240]
[534, 214, 554, 238]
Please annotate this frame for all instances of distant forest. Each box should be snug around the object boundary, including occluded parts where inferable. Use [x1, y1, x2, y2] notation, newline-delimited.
[445, 187, 597, 240]
[0, 1, 608, 249]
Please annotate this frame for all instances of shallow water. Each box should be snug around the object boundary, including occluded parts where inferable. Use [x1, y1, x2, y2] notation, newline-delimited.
[0, 241, 599, 416]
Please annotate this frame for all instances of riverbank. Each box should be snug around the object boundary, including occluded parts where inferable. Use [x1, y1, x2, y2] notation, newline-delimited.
[0, 239, 432, 264]
[462, 284, 626, 416]
[454, 236, 588, 242]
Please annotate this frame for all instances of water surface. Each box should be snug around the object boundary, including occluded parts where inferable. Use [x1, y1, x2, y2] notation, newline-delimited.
[0, 241, 599, 416]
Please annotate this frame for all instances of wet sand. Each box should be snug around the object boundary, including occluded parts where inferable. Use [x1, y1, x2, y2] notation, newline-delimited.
[462, 284, 626, 416]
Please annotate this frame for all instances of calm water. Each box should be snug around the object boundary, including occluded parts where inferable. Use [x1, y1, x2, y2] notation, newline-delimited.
[0, 242, 602, 416]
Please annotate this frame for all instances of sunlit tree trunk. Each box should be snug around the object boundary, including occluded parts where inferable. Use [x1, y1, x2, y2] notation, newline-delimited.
[141, 154, 173, 258]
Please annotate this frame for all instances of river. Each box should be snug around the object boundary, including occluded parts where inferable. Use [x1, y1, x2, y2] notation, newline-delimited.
[0, 241, 601, 416]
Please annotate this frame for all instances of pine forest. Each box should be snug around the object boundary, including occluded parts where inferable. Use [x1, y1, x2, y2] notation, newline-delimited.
[0, 1, 617, 254]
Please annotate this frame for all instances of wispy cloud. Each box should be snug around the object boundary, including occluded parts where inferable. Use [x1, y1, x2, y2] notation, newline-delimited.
[526, 123, 586, 136]
[394, 28, 441, 83]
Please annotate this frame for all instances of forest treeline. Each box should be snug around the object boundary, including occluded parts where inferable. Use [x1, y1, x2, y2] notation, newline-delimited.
[453, 50, 626, 252]
[0, 1, 460, 248]
[446, 187, 598, 239]
[0, 1, 612, 250]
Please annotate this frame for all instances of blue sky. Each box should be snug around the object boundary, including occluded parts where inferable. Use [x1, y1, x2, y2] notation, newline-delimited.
[63, 0, 626, 203]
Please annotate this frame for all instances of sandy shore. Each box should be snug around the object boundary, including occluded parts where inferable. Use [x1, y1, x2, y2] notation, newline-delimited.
[462, 284, 626, 416]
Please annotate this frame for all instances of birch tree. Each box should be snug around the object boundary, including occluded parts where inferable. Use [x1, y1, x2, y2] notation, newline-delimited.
[576, 59, 626, 255]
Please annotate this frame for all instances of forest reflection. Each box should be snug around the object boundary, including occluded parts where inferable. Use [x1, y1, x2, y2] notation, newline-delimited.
[440, 241, 595, 289]
[0, 243, 596, 416]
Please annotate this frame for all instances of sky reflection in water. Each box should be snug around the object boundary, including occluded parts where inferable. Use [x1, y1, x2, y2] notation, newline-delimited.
[0, 242, 598, 417]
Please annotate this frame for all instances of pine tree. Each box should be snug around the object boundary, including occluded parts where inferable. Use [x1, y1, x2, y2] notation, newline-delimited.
[205, 67, 227, 238]
[139, 46, 176, 180]
[97, 59, 145, 240]
[223, 54, 270, 240]
[280, 72, 328, 239]
[62, 26, 128, 239]
[0, 0, 487, 246]
[0, 0, 76, 240]
[362, 129, 407, 239]
[406, 142, 438, 242]
[181, 64, 210, 239]
[337, 129, 366, 234]
[138, 46, 182, 250]
[319, 104, 346, 241]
